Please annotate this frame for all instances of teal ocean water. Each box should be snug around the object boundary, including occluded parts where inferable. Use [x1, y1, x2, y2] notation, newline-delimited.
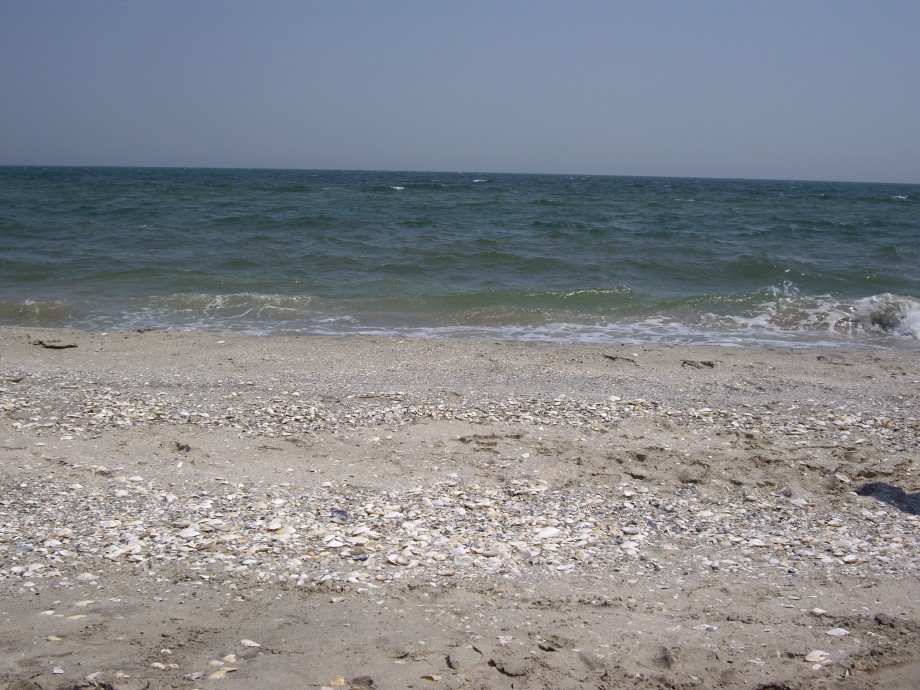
[1, 167, 918, 348]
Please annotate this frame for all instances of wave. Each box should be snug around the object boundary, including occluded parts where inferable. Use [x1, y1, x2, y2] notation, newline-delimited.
[369, 181, 451, 192]
[0, 299, 78, 325]
[829, 293, 920, 338]
[1, 288, 916, 348]
[143, 292, 317, 319]
[156, 290, 919, 345]
[529, 220, 594, 232]
[700, 289, 920, 342]
[286, 214, 353, 229]
[397, 218, 440, 228]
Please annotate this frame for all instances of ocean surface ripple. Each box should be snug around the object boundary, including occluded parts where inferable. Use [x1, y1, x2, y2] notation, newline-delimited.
[1, 167, 918, 347]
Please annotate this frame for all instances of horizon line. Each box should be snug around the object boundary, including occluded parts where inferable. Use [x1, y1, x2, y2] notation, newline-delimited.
[1, 163, 918, 186]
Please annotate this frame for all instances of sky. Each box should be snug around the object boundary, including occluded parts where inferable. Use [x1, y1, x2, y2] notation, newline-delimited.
[1, 0, 918, 183]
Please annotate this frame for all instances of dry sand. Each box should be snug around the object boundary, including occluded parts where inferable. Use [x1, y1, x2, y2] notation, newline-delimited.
[1, 326, 918, 690]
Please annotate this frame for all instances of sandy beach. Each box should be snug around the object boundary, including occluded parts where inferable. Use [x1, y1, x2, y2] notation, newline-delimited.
[1, 326, 918, 690]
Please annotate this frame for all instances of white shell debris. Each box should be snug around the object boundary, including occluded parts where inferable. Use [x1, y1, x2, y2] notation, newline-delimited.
[0, 376, 917, 607]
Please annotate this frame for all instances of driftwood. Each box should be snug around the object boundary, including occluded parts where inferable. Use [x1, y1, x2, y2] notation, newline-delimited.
[31, 339, 78, 350]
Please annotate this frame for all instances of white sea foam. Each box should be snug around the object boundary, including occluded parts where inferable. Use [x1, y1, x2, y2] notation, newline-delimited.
[847, 293, 920, 338]
[709, 291, 920, 344]
[11, 287, 916, 349]
[32, 298, 920, 350]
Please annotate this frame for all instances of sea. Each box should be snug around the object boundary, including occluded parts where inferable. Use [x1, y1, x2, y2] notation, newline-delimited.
[1, 166, 918, 348]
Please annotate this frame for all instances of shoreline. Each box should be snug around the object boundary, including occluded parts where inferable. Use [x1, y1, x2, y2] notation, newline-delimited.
[1, 326, 918, 689]
[3, 310, 918, 351]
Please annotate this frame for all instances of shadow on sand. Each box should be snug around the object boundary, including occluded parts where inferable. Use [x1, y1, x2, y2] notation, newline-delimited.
[856, 482, 920, 516]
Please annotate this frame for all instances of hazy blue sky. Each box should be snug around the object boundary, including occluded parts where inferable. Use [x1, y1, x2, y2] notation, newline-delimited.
[2, 0, 918, 182]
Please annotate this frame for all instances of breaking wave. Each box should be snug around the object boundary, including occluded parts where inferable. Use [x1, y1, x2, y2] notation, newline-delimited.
[1, 289, 916, 348]
[713, 288, 920, 342]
